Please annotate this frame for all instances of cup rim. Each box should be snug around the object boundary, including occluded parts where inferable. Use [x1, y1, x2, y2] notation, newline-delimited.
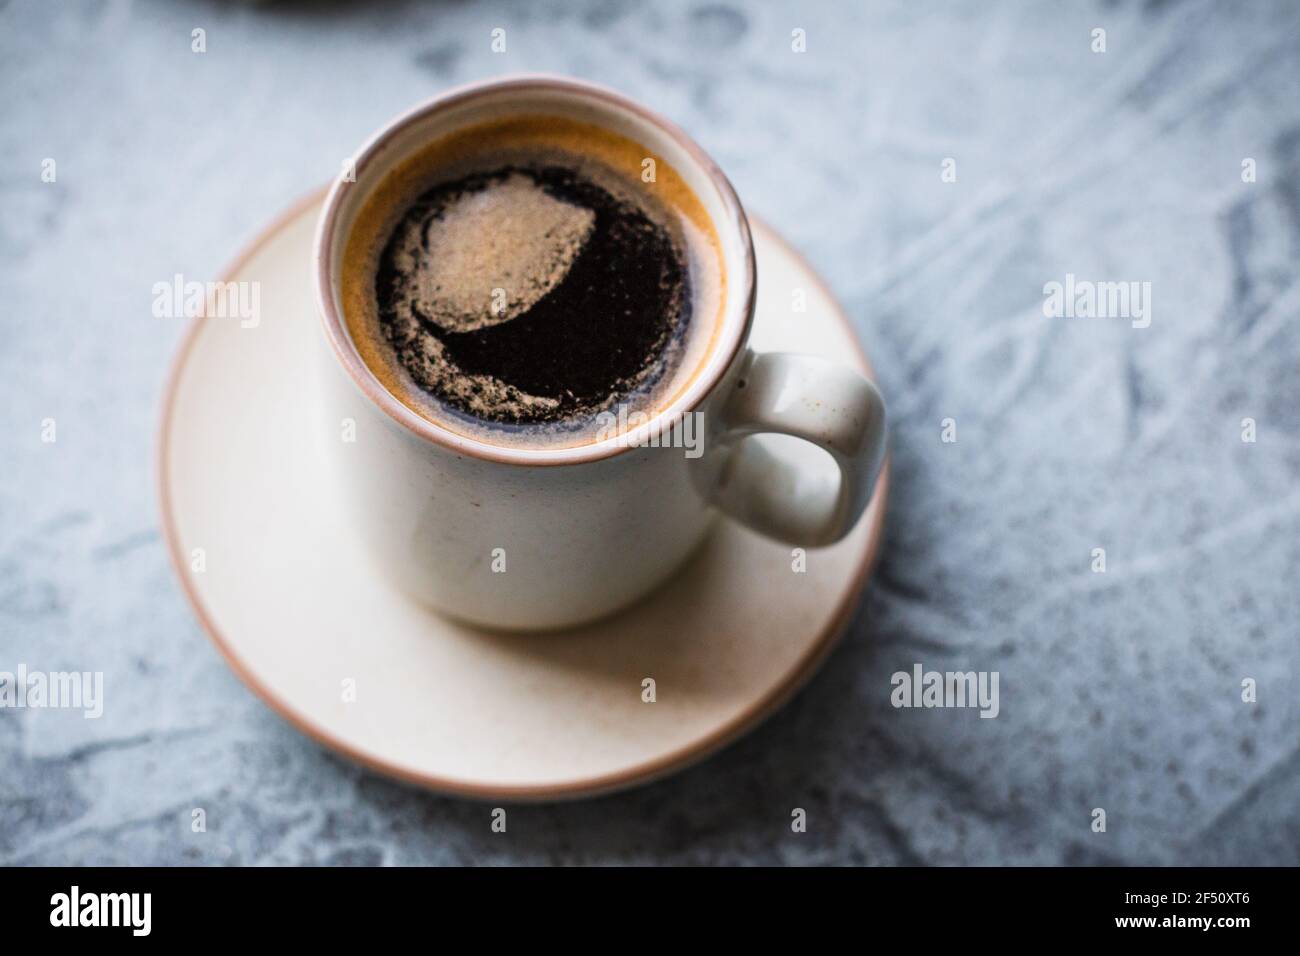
[313, 74, 756, 467]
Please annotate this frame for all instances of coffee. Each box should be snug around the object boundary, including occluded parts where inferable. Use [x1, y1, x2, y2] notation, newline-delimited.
[340, 115, 725, 449]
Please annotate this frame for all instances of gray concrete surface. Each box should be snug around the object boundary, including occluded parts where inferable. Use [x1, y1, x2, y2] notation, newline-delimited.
[2, 0, 1298, 865]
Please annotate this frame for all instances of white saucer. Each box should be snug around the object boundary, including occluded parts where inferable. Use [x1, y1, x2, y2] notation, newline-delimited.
[158, 191, 889, 800]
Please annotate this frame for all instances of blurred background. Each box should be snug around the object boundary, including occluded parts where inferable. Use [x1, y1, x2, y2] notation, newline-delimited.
[2, 0, 1298, 864]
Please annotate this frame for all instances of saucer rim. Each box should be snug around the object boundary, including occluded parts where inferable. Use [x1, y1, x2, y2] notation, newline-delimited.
[156, 187, 891, 802]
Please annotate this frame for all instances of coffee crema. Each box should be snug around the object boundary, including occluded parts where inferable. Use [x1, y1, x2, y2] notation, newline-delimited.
[339, 115, 725, 450]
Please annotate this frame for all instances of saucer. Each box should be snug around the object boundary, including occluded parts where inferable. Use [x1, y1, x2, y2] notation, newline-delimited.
[158, 190, 889, 800]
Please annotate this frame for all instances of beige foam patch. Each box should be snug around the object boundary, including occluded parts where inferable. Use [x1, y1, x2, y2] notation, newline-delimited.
[398, 173, 596, 333]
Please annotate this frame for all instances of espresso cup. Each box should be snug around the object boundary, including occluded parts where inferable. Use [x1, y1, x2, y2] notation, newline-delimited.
[314, 75, 886, 630]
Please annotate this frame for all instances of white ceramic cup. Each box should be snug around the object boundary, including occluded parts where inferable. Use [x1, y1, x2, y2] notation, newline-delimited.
[314, 75, 886, 630]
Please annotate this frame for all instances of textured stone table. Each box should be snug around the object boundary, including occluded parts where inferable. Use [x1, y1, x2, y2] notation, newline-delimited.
[2, 0, 1297, 865]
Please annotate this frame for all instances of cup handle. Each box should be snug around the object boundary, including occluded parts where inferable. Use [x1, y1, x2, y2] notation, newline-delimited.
[708, 350, 887, 547]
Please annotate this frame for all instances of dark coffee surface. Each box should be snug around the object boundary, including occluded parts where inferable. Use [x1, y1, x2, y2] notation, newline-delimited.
[375, 164, 689, 425]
